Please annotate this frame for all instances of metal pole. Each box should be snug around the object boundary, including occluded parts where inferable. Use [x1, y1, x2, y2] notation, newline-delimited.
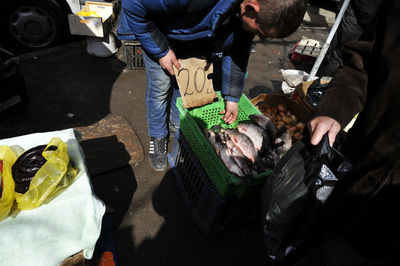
[307, 0, 351, 81]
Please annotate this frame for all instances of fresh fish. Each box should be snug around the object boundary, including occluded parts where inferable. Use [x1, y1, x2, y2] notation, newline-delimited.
[225, 140, 253, 175]
[225, 129, 258, 163]
[204, 129, 244, 177]
[264, 150, 280, 168]
[237, 123, 265, 151]
[210, 124, 223, 133]
[204, 119, 283, 176]
[249, 114, 278, 139]
[253, 149, 280, 173]
[216, 131, 228, 144]
[204, 129, 224, 153]
[275, 126, 292, 158]
[254, 156, 267, 173]
[219, 146, 245, 177]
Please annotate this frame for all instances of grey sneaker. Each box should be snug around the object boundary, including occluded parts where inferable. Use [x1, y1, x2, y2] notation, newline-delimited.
[149, 137, 168, 171]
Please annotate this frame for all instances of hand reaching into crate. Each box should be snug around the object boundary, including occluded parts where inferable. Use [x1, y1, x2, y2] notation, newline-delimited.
[221, 101, 238, 124]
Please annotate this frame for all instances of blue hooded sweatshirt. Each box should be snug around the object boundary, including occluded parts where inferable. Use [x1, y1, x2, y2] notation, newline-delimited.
[117, 0, 254, 102]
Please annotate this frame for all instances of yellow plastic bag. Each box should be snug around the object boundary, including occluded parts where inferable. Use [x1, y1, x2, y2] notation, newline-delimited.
[15, 137, 77, 210]
[0, 146, 17, 221]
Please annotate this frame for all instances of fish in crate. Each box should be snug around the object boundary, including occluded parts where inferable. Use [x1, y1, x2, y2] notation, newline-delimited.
[203, 113, 292, 178]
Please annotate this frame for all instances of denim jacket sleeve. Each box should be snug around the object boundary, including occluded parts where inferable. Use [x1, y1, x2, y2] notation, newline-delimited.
[221, 31, 254, 102]
[120, 0, 190, 59]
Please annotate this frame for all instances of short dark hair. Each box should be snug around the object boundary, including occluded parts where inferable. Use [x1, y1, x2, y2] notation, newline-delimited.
[256, 0, 308, 38]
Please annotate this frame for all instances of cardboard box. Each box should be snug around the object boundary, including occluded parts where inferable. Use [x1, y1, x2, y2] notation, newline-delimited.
[251, 93, 313, 143]
[68, 1, 113, 37]
[251, 93, 312, 124]
[290, 82, 315, 115]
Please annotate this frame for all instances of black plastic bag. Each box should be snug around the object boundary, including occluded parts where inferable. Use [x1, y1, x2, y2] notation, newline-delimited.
[306, 78, 329, 108]
[261, 133, 352, 261]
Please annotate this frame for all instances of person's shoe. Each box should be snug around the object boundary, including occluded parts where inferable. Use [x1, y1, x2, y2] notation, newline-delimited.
[149, 137, 168, 171]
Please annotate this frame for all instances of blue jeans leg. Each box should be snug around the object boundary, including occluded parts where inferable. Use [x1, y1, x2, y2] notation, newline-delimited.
[143, 50, 180, 138]
[169, 85, 181, 129]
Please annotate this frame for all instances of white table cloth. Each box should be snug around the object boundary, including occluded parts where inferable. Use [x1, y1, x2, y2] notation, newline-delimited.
[0, 129, 105, 266]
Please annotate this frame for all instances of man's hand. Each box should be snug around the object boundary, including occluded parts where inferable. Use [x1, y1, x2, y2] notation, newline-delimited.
[221, 101, 238, 124]
[159, 49, 181, 75]
[308, 116, 341, 146]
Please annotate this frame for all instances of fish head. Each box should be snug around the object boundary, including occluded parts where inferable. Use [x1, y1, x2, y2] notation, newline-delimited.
[249, 114, 278, 138]
[204, 129, 216, 141]
[236, 123, 249, 132]
[210, 124, 223, 133]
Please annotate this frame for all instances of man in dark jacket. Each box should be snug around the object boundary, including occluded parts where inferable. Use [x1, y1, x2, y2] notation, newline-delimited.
[318, 0, 384, 77]
[118, 0, 307, 171]
[302, 0, 400, 264]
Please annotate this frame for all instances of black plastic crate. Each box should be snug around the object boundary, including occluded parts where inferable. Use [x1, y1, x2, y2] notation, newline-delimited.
[169, 131, 264, 235]
[123, 41, 145, 70]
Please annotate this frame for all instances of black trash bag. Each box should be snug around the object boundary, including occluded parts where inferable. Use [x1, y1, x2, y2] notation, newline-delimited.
[261, 133, 352, 262]
[306, 78, 329, 108]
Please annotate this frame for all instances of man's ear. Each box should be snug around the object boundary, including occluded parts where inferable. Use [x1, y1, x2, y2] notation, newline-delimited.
[244, 0, 260, 13]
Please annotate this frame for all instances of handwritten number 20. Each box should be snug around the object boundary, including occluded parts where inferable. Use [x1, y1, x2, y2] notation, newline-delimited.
[178, 67, 209, 96]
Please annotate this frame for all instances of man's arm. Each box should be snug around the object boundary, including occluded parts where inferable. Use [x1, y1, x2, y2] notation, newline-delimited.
[121, 0, 189, 60]
[308, 41, 371, 145]
[220, 30, 254, 123]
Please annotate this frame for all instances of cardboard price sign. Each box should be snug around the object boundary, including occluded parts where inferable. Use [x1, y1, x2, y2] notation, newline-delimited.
[174, 57, 217, 109]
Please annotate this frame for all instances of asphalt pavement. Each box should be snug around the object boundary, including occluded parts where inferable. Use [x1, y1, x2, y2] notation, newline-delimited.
[0, 5, 334, 266]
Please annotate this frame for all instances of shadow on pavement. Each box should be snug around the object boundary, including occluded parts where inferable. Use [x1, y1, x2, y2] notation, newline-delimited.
[80, 135, 132, 177]
[91, 165, 137, 265]
[0, 41, 126, 139]
[91, 165, 137, 236]
[115, 169, 270, 266]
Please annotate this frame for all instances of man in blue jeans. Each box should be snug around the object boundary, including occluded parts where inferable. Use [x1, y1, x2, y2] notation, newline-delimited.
[117, 0, 307, 171]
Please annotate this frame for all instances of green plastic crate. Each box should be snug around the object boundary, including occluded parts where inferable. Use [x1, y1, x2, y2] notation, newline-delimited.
[176, 92, 272, 198]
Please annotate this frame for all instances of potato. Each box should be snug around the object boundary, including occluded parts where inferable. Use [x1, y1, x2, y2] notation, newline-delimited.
[295, 122, 305, 131]
[277, 103, 287, 112]
[294, 132, 303, 141]
[290, 114, 298, 125]
[276, 123, 285, 130]
[288, 126, 297, 135]
[258, 104, 267, 112]
[263, 112, 271, 119]
[265, 114, 273, 120]
[276, 121, 285, 127]
[282, 116, 293, 125]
